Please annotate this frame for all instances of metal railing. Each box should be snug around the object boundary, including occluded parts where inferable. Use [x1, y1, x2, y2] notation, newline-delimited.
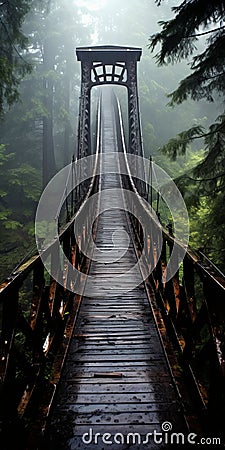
[0, 96, 102, 449]
[113, 91, 225, 435]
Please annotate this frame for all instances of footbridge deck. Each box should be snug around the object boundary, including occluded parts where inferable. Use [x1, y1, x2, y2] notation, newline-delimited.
[41, 91, 188, 449]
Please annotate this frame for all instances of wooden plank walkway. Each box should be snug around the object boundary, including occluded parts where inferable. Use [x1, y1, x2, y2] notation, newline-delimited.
[42, 90, 188, 449]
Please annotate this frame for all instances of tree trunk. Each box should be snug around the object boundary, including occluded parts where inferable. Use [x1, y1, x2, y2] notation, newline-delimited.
[42, 39, 56, 188]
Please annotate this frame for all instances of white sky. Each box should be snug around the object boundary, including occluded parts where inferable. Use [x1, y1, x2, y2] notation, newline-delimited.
[75, 0, 106, 11]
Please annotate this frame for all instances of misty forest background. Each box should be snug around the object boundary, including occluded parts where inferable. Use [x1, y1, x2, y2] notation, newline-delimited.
[0, 0, 224, 280]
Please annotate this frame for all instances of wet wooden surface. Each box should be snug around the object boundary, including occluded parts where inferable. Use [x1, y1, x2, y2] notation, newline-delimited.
[43, 90, 187, 449]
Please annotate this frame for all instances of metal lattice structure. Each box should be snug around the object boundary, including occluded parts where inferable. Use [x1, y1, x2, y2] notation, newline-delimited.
[76, 45, 143, 161]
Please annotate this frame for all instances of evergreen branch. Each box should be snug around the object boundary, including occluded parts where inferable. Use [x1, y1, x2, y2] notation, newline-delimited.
[178, 172, 225, 182]
[160, 121, 225, 160]
[200, 71, 225, 82]
[0, 17, 31, 68]
[149, 1, 225, 64]
[178, 122, 225, 142]
[167, 32, 225, 105]
[182, 24, 225, 38]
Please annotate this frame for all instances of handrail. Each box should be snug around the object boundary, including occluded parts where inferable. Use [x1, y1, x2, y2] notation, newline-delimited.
[113, 91, 225, 433]
[0, 95, 102, 447]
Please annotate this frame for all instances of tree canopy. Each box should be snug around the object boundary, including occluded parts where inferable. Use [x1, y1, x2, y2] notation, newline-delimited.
[0, 0, 92, 278]
[0, 0, 35, 117]
[150, 0, 225, 105]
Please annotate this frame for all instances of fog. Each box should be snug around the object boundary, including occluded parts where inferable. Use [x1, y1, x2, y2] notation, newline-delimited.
[71, 0, 221, 167]
[0, 0, 223, 279]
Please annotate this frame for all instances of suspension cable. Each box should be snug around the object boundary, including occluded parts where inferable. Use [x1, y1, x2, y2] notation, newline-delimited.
[55, 160, 73, 221]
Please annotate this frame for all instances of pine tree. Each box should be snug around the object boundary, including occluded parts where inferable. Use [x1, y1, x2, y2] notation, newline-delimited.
[149, 0, 225, 268]
[0, 0, 34, 116]
[0, 0, 91, 278]
[150, 0, 225, 104]
[0, 1, 53, 117]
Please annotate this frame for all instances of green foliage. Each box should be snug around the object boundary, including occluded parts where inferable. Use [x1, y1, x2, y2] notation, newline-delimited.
[0, 144, 41, 279]
[149, 1, 225, 107]
[159, 125, 204, 159]
[8, 163, 41, 200]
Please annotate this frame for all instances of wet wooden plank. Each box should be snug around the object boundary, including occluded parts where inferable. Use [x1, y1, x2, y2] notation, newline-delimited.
[53, 410, 181, 426]
[73, 349, 160, 356]
[55, 391, 177, 405]
[57, 379, 174, 390]
[67, 353, 163, 362]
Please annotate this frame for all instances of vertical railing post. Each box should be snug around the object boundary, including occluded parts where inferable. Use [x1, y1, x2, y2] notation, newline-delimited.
[147, 156, 153, 207]
[30, 259, 45, 360]
[164, 227, 177, 319]
[154, 231, 165, 292]
[183, 255, 197, 324]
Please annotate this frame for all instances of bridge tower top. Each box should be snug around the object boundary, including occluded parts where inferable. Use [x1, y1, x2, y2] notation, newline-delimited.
[76, 45, 142, 61]
[76, 45, 142, 87]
